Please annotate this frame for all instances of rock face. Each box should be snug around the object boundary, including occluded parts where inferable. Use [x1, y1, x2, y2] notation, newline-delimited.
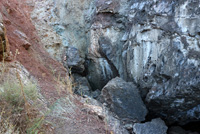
[87, 58, 119, 90]
[64, 47, 85, 74]
[50, 0, 94, 53]
[89, 0, 200, 124]
[31, 0, 200, 125]
[101, 77, 147, 122]
[133, 118, 168, 134]
[31, 0, 64, 62]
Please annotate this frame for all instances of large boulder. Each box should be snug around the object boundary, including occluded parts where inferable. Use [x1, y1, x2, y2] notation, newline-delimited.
[101, 77, 147, 122]
[133, 118, 168, 134]
[73, 74, 92, 97]
[64, 47, 85, 74]
[81, 97, 129, 134]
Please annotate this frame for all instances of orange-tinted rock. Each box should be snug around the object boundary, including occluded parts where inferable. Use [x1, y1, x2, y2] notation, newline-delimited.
[21, 39, 31, 50]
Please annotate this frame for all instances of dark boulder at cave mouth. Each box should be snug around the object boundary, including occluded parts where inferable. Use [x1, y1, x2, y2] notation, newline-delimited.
[73, 74, 92, 97]
[63, 46, 85, 74]
[73, 74, 101, 98]
[133, 118, 168, 134]
[100, 77, 147, 122]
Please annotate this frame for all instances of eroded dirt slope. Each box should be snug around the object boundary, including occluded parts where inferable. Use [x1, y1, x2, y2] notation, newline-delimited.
[0, 0, 67, 101]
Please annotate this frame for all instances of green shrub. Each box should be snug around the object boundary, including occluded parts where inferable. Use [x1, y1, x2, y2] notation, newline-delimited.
[0, 82, 38, 108]
[0, 81, 45, 133]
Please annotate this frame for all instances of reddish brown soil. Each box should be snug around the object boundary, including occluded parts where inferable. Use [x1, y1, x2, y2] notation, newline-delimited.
[0, 0, 110, 133]
[0, 0, 67, 101]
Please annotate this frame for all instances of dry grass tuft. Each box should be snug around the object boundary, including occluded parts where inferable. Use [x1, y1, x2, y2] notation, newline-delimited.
[52, 67, 75, 95]
[0, 80, 52, 134]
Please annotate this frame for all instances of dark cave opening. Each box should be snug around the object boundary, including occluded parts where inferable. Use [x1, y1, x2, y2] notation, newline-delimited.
[181, 121, 200, 133]
[166, 121, 200, 134]
[144, 110, 200, 134]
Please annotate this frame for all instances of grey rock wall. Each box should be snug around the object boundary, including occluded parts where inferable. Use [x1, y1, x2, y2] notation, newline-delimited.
[51, 0, 95, 54]
[89, 0, 200, 124]
[32, 0, 200, 125]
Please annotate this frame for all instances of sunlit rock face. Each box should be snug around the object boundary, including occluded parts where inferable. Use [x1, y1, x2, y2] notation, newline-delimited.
[32, 0, 200, 124]
[31, 0, 95, 61]
[51, 0, 95, 54]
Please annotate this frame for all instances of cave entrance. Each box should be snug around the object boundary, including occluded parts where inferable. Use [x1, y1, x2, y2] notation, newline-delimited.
[168, 121, 200, 134]
[182, 121, 200, 133]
